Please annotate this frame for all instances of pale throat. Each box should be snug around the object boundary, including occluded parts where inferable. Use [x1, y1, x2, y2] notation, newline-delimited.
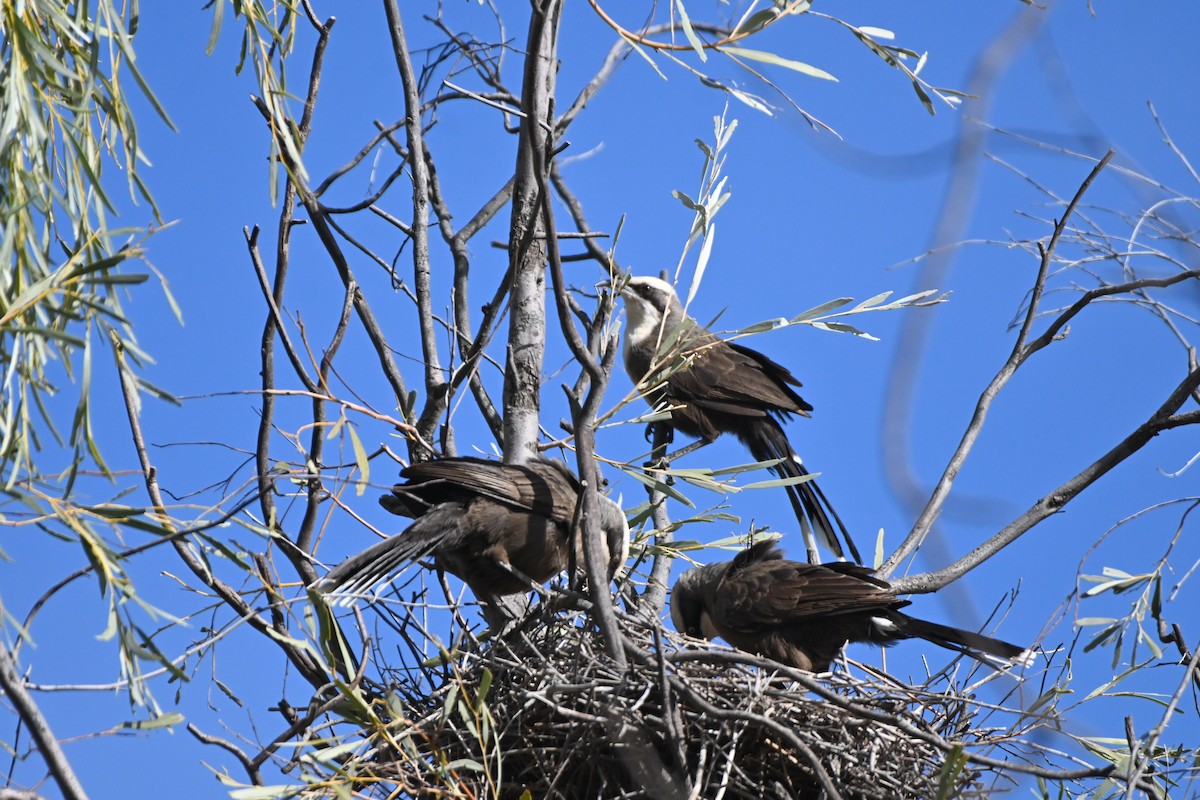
[622, 302, 671, 364]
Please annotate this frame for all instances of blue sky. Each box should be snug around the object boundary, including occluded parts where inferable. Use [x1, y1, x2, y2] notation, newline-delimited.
[4, 1, 1200, 796]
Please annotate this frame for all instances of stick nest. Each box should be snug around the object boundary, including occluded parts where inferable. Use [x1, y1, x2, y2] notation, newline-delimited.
[329, 603, 1012, 799]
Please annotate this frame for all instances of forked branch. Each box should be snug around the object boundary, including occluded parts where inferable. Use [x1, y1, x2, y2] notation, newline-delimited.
[880, 151, 1115, 579]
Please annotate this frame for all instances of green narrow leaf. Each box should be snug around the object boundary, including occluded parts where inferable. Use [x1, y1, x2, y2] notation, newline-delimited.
[617, 465, 696, 508]
[671, 189, 701, 212]
[618, 32, 668, 80]
[911, 79, 936, 115]
[741, 474, 819, 490]
[810, 320, 880, 340]
[674, 0, 707, 62]
[733, 8, 779, 36]
[347, 424, 370, 497]
[852, 291, 894, 310]
[227, 784, 306, 800]
[687, 222, 715, 308]
[117, 712, 185, 731]
[934, 745, 968, 800]
[478, 668, 494, 703]
[857, 26, 896, 40]
[789, 297, 854, 323]
[720, 46, 838, 82]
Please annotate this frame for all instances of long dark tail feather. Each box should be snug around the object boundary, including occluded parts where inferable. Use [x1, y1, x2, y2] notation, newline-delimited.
[319, 510, 458, 600]
[900, 615, 1030, 666]
[744, 421, 862, 564]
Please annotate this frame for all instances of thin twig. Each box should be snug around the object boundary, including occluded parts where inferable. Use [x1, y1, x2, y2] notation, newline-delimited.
[113, 338, 328, 688]
[889, 378, 1200, 594]
[187, 724, 262, 786]
[0, 643, 90, 800]
[881, 150, 1115, 578]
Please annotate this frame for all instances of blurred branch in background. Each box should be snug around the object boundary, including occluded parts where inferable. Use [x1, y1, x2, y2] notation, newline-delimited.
[3, 1, 1199, 799]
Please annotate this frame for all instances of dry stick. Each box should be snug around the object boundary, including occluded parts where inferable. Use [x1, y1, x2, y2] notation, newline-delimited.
[554, 170, 676, 615]
[617, 634, 841, 797]
[585, 0, 760, 53]
[545, 165, 678, 616]
[424, 150, 515, 442]
[250, 99, 413, 433]
[529, 3, 689, 794]
[892, 395, 1200, 595]
[426, 15, 514, 102]
[549, 166, 613, 269]
[293, 283, 356, 561]
[318, 163, 410, 215]
[1159, 621, 1200, 693]
[668, 674, 843, 800]
[313, 120, 406, 199]
[262, 390, 428, 449]
[665, 649, 1121, 784]
[247, 228, 316, 393]
[521, 2, 626, 668]
[1028, 269, 1200, 351]
[381, 0, 445, 452]
[0, 790, 48, 800]
[255, 15, 334, 570]
[530, 130, 621, 661]
[113, 339, 327, 689]
[0, 642, 89, 800]
[880, 150, 1115, 579]
[186, 724, 262, 786]
[540, 100, 695, 800]
[557, 20, 730, 135]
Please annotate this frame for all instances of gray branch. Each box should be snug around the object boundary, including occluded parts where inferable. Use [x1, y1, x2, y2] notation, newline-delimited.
[880, 151, 1115, 578]
[890, 375, 1200, 594]
[0, 643, 89, 800]
[501, 0, 560, 462]
[382, 0, 446, 456]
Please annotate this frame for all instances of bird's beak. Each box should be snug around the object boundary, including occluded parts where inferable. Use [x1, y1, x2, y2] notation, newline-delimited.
[597, 275, 628, 296]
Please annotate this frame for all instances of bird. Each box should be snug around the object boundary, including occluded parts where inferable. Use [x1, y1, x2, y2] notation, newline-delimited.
[319, 456, 630, 604]
[612, 274, 859, 564]
[670, 540, 1029, 672]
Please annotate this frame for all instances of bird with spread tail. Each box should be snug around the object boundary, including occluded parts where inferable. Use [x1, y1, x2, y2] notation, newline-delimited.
[670, 540, 1029, 672]
[319, 456, 629, 604]
[613, 274, 859, 564]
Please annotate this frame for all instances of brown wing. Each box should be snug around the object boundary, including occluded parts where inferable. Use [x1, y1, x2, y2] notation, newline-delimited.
[665, 339, 812, 423]
[390, 456, 579, 523]
[711, 543, 898, 634]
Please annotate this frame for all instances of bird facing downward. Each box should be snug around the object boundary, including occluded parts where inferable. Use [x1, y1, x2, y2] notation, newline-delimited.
[614, 274, 859, 564]
[319, 456, 629, 604]
[670, 540, 1029, 672]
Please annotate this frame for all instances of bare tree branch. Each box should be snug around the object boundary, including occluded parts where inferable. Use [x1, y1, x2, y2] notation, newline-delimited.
[186, 724, 262, 787]
[425, 149, 514, 443]
[250, 96, 415, 440]
[501, 0, 560, 463]
[0, 643, 89, 800]
[890, 373, 1200, 594]
[113, 338, 329, 689]
[382, 0, 446, 457]
[881, 150, 1115, 578]
[882, 6, 1050, 522]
